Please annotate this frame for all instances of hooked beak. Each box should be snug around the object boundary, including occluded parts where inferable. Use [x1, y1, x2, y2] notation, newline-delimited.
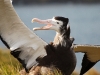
[32, 18, 53, 31]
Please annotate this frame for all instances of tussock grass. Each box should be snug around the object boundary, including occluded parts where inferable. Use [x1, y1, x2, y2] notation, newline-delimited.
[0, 48, 22, 75]
[0, 49, 100, 75]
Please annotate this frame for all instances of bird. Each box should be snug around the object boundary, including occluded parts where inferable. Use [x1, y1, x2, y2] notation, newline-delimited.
[32, 17, 100, 75]
[31, 16, 76, 75]
[0, 0, 100, 75]
[0, 0, 76, 75]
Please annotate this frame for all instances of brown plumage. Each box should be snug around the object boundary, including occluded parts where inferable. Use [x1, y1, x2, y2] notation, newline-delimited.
[24, 16, 77, 75]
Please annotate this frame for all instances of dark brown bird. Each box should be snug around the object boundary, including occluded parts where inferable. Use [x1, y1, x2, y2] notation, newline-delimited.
[33, 17, 100, 75]
[32, 16, 76, 75]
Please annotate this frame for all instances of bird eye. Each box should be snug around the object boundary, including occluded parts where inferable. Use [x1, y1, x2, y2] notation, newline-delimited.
[57, 22, 59, 24]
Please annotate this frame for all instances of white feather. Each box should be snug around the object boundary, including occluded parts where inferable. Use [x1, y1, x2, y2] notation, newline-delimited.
[0, 0, 47, 70]
[74, 44, 100, 62]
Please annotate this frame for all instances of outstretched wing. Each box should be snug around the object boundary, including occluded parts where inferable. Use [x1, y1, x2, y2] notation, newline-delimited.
[0, 0, 47, 72]
[74, 44, 100, 75]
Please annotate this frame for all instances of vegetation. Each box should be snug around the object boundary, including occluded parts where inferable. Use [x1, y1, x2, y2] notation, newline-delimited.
[0, 48, 100, 75]
[0, 48, 22, 75]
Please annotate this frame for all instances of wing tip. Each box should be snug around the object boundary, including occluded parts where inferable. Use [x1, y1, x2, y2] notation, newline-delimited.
[80, 54, 97, 75]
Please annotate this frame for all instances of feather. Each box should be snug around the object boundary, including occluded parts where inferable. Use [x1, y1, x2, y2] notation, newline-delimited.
[74, 44, 100, 75]
[0, 0, 47, 72]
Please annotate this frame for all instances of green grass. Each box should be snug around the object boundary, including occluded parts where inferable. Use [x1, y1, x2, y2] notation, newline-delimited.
[0, 49, 22, 75]
[0, 48, 100, 75]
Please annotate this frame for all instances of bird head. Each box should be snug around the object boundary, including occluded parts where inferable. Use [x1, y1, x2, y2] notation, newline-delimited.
[32, 16, 70, 38]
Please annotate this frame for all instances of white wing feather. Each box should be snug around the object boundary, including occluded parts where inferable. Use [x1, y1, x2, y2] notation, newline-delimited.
[74, 44, 100, 74]
[74, 44, 100, 62]
[0, 0, 47, 70]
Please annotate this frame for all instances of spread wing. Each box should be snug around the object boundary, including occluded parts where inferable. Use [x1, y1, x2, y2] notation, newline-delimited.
[0, 0, 47, 72]
[74, 44, 100, 75]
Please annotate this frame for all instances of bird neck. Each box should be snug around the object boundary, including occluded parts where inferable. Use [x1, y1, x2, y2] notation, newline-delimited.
[53, 32, 71, 47]
[53, 32, 62, 46]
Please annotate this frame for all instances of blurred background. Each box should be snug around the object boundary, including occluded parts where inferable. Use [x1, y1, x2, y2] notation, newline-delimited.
[1, 0, 100, 73]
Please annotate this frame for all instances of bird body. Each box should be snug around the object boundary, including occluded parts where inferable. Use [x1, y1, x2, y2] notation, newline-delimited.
[32, 17, 100, 75]
[32, 16, 76, 75]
